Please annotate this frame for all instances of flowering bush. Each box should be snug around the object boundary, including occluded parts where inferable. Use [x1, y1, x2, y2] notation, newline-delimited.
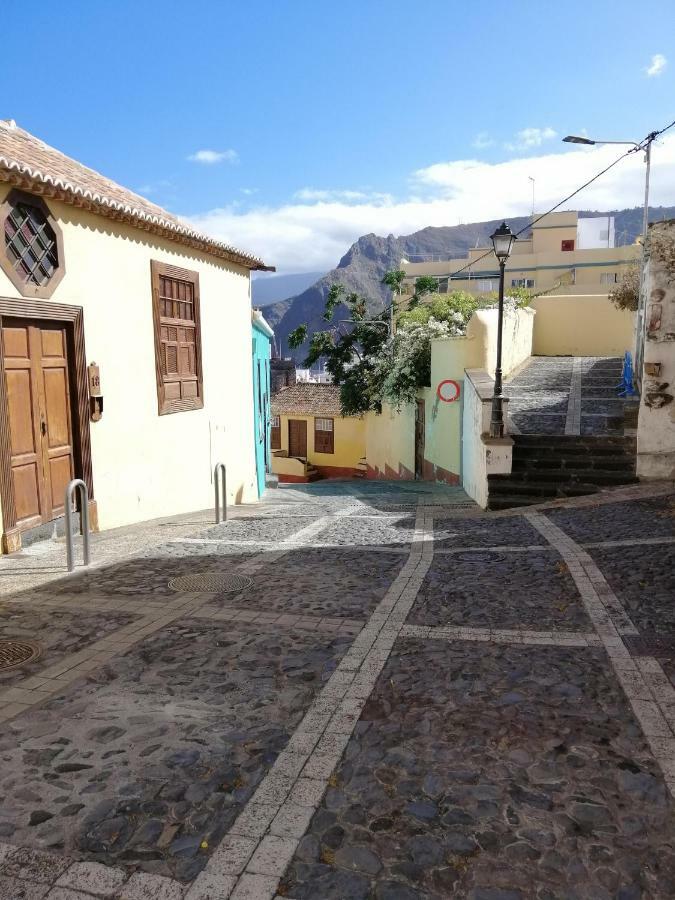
[372, 317, 458, 409]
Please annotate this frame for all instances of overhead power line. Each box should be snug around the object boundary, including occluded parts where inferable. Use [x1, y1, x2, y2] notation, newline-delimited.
[418, 117, 675, 281]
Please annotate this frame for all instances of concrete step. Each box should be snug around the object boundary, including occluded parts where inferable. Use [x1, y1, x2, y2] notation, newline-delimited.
[512, 456, 636, 473]
[492, 470, 638, 488]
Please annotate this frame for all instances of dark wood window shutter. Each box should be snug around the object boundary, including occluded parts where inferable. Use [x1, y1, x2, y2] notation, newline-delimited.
[314, 417, 334, 454]
[151, 260, 204, 414]
[271, 415, 281, 450]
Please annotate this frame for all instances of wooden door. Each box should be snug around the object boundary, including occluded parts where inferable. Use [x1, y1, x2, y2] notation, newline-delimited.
[288, 418, 307, 458]
[2, 321, 74, 528]
[415, 399, 425, 480]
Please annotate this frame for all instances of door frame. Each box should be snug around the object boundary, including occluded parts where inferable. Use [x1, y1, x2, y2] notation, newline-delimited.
[0, 297, 94, 552]
[288, 418, 307, 458]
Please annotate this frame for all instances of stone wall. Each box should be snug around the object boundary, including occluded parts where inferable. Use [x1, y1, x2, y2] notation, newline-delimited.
[637, 220, 675, 479]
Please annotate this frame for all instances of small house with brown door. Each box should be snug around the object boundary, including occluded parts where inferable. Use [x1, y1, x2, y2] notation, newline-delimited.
[270, 383, 365, 482]
[0, 119, 272, 552]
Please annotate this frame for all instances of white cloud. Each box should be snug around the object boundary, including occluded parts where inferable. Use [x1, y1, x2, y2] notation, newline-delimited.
[293, 188, 392, 203]
[187, 149, 239, 165]
[504, 127, 557, 152]
[186, 134, 675, 274]
[240, 187, 258, 196]
[646, 53, 667, 77]
[472, 132, 494, 150]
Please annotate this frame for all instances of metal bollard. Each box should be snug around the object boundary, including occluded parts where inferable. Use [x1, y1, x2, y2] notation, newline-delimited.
[65, 479, 91, 572]
[214, 462, 227, 523]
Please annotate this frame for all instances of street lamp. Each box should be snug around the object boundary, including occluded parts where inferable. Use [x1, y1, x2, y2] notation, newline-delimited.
[562, 131, 657, 378]
[489, 222, 517, 438]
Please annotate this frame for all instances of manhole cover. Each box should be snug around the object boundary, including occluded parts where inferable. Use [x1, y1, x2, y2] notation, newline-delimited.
[168, 573, 253, 593]
[0, 640, 42, 671]
[453, 551, 507, 563]
[623, 633, 675, 659]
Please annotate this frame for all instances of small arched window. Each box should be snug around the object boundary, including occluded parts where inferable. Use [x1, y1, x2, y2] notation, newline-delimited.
[1, 189, 64, 298]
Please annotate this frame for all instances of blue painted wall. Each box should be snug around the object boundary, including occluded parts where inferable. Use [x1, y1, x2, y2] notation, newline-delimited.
[252, 316, 273, 498]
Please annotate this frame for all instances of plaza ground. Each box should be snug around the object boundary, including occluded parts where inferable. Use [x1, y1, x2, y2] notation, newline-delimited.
[0, 479, 674, 899]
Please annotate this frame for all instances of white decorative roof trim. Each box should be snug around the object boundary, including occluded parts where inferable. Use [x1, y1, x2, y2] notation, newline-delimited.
[0, 156, 273, 271]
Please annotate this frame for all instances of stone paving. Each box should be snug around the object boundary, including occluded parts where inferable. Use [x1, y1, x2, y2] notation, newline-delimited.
[506, 356, 637, 437]
[0, 479, 674, 898]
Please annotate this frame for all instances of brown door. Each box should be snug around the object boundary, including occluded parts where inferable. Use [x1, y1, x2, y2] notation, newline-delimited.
[2, 321, 75, 529]
[288, 418, 307, 458]
[415, 399, 425, 480]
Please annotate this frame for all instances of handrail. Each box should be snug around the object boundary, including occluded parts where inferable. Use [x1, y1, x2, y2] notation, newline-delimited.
[65, 478, 91, 572]
[214, 462, 227, 523]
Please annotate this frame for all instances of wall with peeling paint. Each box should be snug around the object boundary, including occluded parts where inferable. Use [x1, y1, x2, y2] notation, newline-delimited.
[637, 220, 675, 479]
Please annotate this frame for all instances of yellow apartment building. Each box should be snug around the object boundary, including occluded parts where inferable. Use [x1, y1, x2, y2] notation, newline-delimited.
[401, 211, 638, 297]
[401, 211, 638, 356]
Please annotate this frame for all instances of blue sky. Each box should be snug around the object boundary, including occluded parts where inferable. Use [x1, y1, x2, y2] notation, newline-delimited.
[6, 0, 675, 271]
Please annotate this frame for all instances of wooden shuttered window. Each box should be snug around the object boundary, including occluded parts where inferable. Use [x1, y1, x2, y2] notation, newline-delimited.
[151, 260, 204, 414]
[314, 417, 334, 454]
[271, 415, 281, 449]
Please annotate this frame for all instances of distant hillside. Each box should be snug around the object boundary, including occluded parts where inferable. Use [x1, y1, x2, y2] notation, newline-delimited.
[266, 206, 675, 359]
[252, 271, 323, 307]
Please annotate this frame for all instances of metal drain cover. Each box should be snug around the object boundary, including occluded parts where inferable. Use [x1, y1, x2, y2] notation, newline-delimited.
[454, 551, 507, 563]
[168, 573, 252, 593]
[0, 640, 42, 671]
[623, 633, 675, 659]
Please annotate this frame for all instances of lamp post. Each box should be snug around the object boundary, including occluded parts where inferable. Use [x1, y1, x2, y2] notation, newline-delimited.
[489, 222, 517, 438]
[562, 132, 657, 378]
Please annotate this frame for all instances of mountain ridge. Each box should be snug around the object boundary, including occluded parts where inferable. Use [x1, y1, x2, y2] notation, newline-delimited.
[265, 206, 675, 358]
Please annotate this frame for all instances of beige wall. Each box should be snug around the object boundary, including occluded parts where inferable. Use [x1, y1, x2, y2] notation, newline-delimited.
[532, 295, 635, 356]
[0, 185, 258, 533]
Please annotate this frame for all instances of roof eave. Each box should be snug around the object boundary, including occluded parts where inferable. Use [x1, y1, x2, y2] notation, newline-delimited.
[0, 164, 275, 272]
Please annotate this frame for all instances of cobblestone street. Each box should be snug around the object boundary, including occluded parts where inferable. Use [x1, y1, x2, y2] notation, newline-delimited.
[0, 479, 674, 899]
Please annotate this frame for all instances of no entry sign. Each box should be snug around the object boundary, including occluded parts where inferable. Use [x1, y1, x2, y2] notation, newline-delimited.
[436, 379, 461, 403]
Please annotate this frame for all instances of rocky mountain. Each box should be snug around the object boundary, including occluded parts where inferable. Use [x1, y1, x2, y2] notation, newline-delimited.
[265, 206, 675, 359]
[252, 270, 323, 307]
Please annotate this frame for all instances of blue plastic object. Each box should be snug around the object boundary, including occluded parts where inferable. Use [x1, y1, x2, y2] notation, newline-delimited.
[617, 351, 638, 397]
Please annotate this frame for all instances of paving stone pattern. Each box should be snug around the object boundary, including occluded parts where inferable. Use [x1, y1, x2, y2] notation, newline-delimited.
[548, 495, 675, 544]
[0, 482, 674, 899]
[0, 621, 352, 882]
[283, 640, 675, 900]
[0, 608, 136, 688]
[588, 544, 675, 636]
[409, 549, 590, 631]
[432, 515, 548, 549]
[506, 356, 631, 437]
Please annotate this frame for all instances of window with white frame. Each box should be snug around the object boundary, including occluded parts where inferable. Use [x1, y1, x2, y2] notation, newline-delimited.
[476, 278, 498, 292]
[510, 278, 535, 289]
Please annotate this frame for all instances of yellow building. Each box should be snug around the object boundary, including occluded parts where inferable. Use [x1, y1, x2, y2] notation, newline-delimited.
[401, 211, 637, 357]
[0, 119, 272, 552]
[271, 383, 366, 482]
[402, 211, 638, 297]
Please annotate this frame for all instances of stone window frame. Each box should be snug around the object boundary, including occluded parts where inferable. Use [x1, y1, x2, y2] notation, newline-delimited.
[0, 189, 66, 299]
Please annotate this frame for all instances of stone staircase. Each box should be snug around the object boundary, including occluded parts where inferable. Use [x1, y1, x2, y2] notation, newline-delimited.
[354, 457, 367, 479]
[487, 434, 638, 510]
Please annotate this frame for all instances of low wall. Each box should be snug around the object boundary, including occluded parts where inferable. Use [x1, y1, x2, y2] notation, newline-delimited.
[461, 369, 513, 509]
[532, 294, 634, 356]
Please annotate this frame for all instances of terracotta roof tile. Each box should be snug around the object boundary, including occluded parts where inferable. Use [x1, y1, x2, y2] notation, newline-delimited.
[0, 120, 272, 271]
[272, 383, 344, 416]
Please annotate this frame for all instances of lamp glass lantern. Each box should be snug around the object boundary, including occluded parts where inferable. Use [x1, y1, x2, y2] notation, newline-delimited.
[490, 222, 516, 261]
